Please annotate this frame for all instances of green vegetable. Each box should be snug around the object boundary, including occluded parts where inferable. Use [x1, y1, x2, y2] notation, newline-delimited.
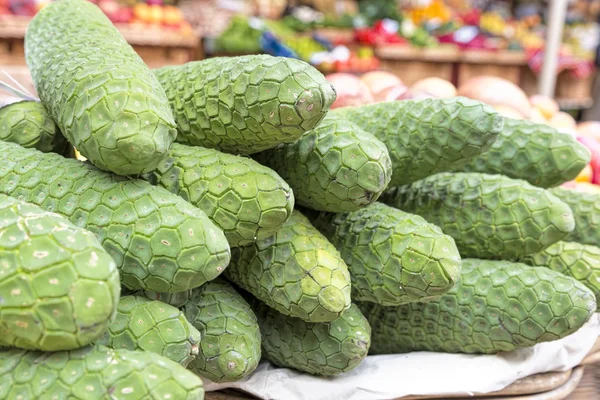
[154, 55, 336, 155]
[548, 187, 600, 246]
[329, 97, 503, 186]
[0, 345, 205, 400]
[224, 210, 351, 322]
[141, 143, 294, 247]
[310, 202, 461, 305]
[0, 194, 119, 351]
[0, 100, 71, 155]
[254, 301, 371, 376]
[520, 241, 600, 309]
[360, 259, 596, 354]
[182, 279, 261, 382]
[0, 141, 230, 293]
[382, 172, 574, 259]
[25, 0, 176, 176]
[455, 118, 590, 188]
[255, 118, 392, 212]
[96, 296, 200, 366]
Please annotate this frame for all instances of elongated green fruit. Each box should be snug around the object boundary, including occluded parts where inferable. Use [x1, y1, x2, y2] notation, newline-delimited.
[0, 100, 71, 155]
[255, 119, 392, 212]
[548, 187, 600, 246]
[310, 202, 461, 305]
[141, 143, 294, 247]
[520, 241, 600, 309]
[329, 97, 503, 186]
[0, 345, 205, 400]
[254, 301, 370, 376]
[0, 194, 120, 351]
[182, 279, 261, 383]
[382, 172, 574, 259]
[224, 210, 352, 322]
[25, 0, 177, 176]
[454, 118, 590, 188]
[0, 141, 231, 293]
[154, 55, 336, 155]
[138, 289, 193, 308]
[359, 259, 596, 355]
[96, 296, 200, 366]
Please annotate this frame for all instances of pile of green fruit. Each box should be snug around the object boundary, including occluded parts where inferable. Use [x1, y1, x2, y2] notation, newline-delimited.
[1, 0, 599, 398]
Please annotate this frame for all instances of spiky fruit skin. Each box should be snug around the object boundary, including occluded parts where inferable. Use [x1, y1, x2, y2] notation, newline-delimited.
[96, 296, 201, 367]
[0, 194, 120, 351]
[141, 143, 294, 247]
[154, 55, 335, 155]
[0, 100, 71, 156]
[182, 279, 261, 383]
[254, 301, 370, 376]
[310, 202, 461, 306]
[0, 141, 231, 293]
[329, 97, 503, 186]
[455, 118, 591, 188]
[520, 241, 600, 309]
[0, 345, 205, 400]
[382, 172, 575, 259]
[359, 259, 596, 355]
[254, 119, 392, 212]
[25, 0, 177, 176]
[224, 210, 352, 322]
[548, 187, 600, 246]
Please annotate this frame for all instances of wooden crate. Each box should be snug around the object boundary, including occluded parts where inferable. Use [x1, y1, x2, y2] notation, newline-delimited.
[375, 44, 459, 85]
[457, 50, 527, 87]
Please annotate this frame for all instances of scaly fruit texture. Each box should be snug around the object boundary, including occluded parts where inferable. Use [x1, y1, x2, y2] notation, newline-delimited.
[520, 241, 600, 309]
[141, 143, 294, 247]
[254, 301, 371, 376]
[0, 194, 120, 351]
[455, 118, 590, 188]
[138, 289, 193, 308]
[329, 97, 503, 186]
[382, 172, 575, 259]
[154, 54, 336, 155]
[96, 296, 201, 367]
[0, 141, 231, 293]
[0, 100, 71, 155]
[224, 210, 352, 322]
[311, 202, 461, 306]
[548, 187, 600, 246]
[182, 279, 261, 383]
[255, 118, 392, 212]
[360, 259, 597, 355]
[0, 345, 205, 400]
[25, 0, 177, 176]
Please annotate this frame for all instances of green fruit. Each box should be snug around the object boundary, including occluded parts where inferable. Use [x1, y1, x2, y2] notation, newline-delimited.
[360, 259, 597, 355]
[548, 187, 600, 246]
[0, 345, 205, 400]
[255, 119, 392, 212]
[382, 172, 574, 259]
[96, 296, 201, 366]
[0, 141, 231, 293]
[182, 279, 261, 383]
[329, 97, 503, 186]
[520, 241, 600, 309]
[137, 289, 193, 308]
[25, 0, 177, 176]
[254, 301, 371, 376]
[154, 55, 336, 155]
[0, 194, 120, 351]
[455, 118, 590, 188]
[310, 202, 461, 305]
[0, 100, 71, 156]
[141, 143, 294, 247]
[224, 210, 352, 322]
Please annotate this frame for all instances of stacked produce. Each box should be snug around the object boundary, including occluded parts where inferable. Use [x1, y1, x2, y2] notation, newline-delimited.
[1, 1, 599, 398]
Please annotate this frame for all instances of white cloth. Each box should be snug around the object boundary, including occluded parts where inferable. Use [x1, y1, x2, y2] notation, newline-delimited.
[205, 313, 600, 400]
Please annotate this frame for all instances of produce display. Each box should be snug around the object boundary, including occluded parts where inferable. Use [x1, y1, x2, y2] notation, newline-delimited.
[2, 1, 600, 398]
